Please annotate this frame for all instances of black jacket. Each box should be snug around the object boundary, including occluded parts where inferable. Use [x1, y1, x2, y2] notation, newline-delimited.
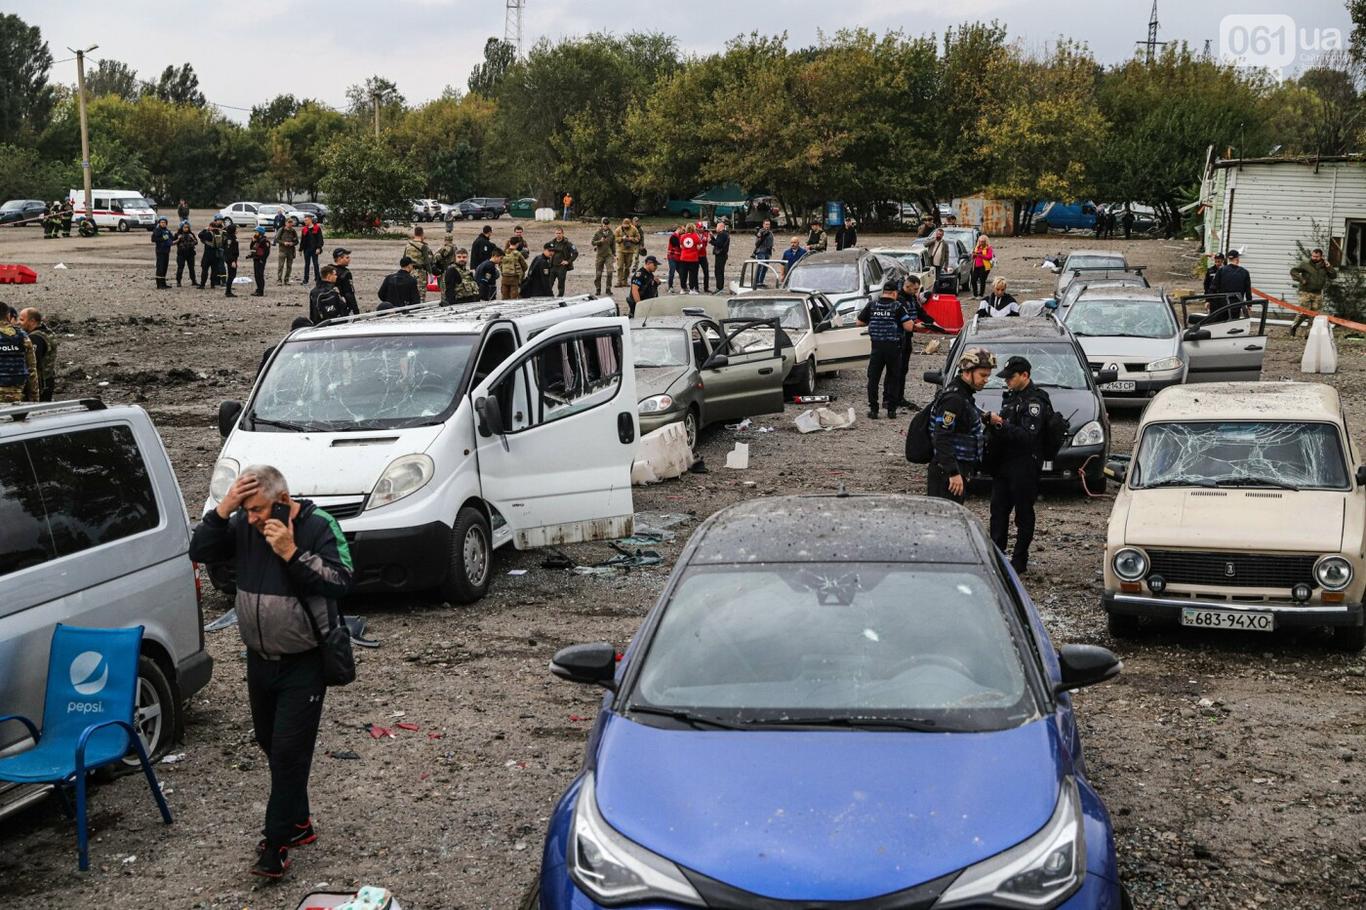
[300, 223, 324, 253]
[377, 269, 421, 310]
[471, 234, 499, 270]
[522, 253, 556, 297]
[334, 264, 359, 314]
[1212, 264, 1252, 301]
[188, 500, 353, 658]
[310, 280, 348, 323]
[710, 231, 731, 258]
[474, 259, 500, 299]
[930, 375, 985, 476]
[223, 233, 240, 265]
[991, 383, 1051, 466]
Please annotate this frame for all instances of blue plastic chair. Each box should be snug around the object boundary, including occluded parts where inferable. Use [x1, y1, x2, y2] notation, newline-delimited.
[0, 624, 173, 870]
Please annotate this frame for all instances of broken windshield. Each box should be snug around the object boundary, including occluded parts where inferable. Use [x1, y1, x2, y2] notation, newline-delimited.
[251, 333, 477, 431]
[785, 262, 859, 294]
[982, 343, 1090, 390]
[1133, 421, 1350, 490]
[728, 298, 808, 332]
[632, 328, 690, 368]
[1065, 298, 1176, 338]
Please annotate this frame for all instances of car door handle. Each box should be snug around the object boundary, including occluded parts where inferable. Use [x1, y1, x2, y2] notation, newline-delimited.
[1227, 328, 1244, 334]
[758, 367, 774, 375]
[618, 411, 635, 445]
[1245, 345, 1263, 351]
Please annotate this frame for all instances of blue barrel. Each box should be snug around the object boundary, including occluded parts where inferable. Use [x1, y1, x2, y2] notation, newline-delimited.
[824, 200, 845, 227]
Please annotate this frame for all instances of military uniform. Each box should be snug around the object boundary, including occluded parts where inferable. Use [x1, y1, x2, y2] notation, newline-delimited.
[630, 220, 647, 272]
[501, 246, 527, 299]
[151, 222, 174, 288]
[25, 321, 58, 402]
[432, 241, 454, 292]
[591, 224, 617, 295]
[275, 226, 299, 284]
[442, 263, 480, 304]
[222, 228, 241, 297]
[988, 360, 1051, 572]
[856, 286, 913, 418]
[614, 222, 641, 287]
[0, 324, 39, 403]
[404, 236, 434, 302]
[806, 227, 827, 252]
[928, 374, 986, 504]
[548, 237, 578, 297]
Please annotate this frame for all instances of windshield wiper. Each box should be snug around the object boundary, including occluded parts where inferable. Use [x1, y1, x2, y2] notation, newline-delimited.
[249, 415, 314, 432]
[740, 715, 939, 732]
[1211, 477, 1301, 492]
[626, 705, 742, 731]
[1141, 478, 1217, 489]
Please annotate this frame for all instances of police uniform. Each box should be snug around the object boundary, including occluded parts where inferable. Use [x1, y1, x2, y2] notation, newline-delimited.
[174, 225, 199, 286]
[928, 350, 992, 504]
[0, 323, 39, 404]
[628, 261, 660, 317]
[591, 221, 616, 295]
[895, 285, 928, 410]
[857, 281, 913, 418]
[988, 356, 1052, 573]
[151, 220, 174, 289]
[332, 249, 359, 315]
[223, 226, 240, 297]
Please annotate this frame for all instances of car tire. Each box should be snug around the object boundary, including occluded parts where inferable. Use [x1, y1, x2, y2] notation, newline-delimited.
[1331, 623, 1365, 652]
[683, 406, 699, 451]
[100, 655, 178, 779]
[439, 506, 492, 605]
[799, 357, 817, 395]
[223, 216, 233, 227]
[116, 219, 130, 233]
[1107, 611, 1141, 639]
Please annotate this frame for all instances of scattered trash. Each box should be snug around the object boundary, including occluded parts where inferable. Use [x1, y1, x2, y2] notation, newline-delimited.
[689, 457, 709, 474]
[923, 338, 942, 354]
[573, 542, 664, 574]
[569, 714, 589, 722]
[232, 276, 253, 284]
[725, 442, 750, 469]
[347, 616, 380, 649]
[122, 855, 136, 864]
[204, 608, 238, 632]
[616, 529, 675, 546]
[755, 426, 776, 433]
[330, 750, 362, 761]
[795, 407, 858, 433]
[160, 752, 187, 764]
[725, 417, 752, 431]
[366, 724, 394, 739]
[97, 381, 109, 387]
[633, 511, 690, 530]
[53, 262, 68, 270]
[395, 722, 421, 732]
[541, 549, 576, 570]
[507, 569, 528, 576]
[389, 710, 406, 718]
[427, 732, 444, 740]
[335, 885, 397, 910]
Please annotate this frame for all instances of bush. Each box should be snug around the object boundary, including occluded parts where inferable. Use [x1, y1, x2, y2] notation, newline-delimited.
[317, 134, 421, 234]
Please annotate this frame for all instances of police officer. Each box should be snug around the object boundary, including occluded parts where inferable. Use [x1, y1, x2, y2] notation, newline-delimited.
[0, 305, 40, 404]
[174, 221, 199, 287]
[18, 308, 57, 401]
[475, 249, 503, 300]
[223, 223, 241, 298]
[1202, 252, 1225, 294]
[629, 256, 661, 317]
[309, 265, 348, 324]
[895, 275, 930, 411]
[331, 248, 359, 315]
[151, 216, 175, 289]
[987, 356, 1051, 573]
[1209, 249, 1252, 321]
[522, 243, 557, 298]
[928, 347, 995, 503]
[857, 277, 915, 419]
[200, 219, 224, 289]
[247, 226, 272, 296]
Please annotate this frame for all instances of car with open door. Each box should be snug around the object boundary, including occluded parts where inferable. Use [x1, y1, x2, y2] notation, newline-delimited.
[744, 249, 908, 326]
[537, 494, 1128, 910]
[632, 315, 789, 448]
[1174, 293, 1268, 384]
[1102, 382, 1365, 651]
[637, 290, 870, 397]
[870, 245, 936, 291]
[929, 315, 1113, 492]
[206, 295, 636, 605]
[1062, 286, 1194, 407]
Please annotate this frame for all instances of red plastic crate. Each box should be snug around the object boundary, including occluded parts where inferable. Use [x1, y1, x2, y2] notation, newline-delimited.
[0, 264, 38, 284]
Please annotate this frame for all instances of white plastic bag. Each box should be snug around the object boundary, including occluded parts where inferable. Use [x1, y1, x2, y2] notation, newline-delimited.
[795, 407, 857, 433]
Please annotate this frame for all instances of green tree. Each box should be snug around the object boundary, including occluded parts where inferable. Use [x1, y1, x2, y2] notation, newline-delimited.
[468, 38, 516, 97]
[0, 13, 55, 140]
[391, 94, 495, 200]
[251, 94, 301, 130]
[0, 143, 67, 201]
[318, 133, 422, 232]
[85, 58, 141, 101]
[270, 102, 348, 199]
[345, 75, 405, 128]
[147, 63, 206, 107]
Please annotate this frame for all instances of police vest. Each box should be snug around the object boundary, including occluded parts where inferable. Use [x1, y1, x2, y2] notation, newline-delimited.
[0, 328, 31, 388]
[932, 394, 985, 464]
[865, 299, 907, 344]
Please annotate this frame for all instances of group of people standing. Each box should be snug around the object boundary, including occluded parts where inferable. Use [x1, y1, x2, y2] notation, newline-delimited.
[152, 211, 324, 296]
[0, 304, 57, 405]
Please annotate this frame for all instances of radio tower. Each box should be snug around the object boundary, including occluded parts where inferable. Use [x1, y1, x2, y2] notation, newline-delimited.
[1136, 1, 1168, 63]
[505, 0, 525, 56]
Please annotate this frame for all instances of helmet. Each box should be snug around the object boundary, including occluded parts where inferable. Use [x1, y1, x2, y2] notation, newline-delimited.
[957, 347, 997, 371]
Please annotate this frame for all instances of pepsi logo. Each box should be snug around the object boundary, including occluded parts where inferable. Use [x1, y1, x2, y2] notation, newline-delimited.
[70, 651, 109, 696]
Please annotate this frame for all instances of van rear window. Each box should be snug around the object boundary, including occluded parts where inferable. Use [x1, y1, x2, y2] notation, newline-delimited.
[0, 425, 160, 577]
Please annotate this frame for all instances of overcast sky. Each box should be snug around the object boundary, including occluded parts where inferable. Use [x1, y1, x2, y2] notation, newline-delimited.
[13, 0, 1353, 122]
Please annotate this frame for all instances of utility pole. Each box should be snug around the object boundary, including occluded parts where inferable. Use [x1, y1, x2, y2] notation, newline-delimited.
[69, 44, 98, 218]
[1135, 1, 1168, 64]
[505, 0, 525, 56]
[372, 92, 380, 138]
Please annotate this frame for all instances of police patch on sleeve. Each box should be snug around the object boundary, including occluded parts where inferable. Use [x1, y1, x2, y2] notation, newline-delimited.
[1028, 403, 1042, 417]
[942, 411, 956, 427]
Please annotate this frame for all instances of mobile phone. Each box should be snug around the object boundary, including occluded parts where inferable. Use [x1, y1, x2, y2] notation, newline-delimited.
[270, 502, 291, 525]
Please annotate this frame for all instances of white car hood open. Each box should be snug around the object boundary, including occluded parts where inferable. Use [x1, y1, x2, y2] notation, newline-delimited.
[222, 425, 444, 498]
[1125, 488, 1345, 552]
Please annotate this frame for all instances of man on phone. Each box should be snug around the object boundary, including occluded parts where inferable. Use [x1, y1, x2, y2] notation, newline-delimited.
[188, 465, 353, 880]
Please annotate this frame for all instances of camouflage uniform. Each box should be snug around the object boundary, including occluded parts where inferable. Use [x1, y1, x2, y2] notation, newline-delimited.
[548, 236, 578, 297]
[403, 236, 434, 301]
[806, 228, 827, 252]
[614, 223, 642, 287]
[501, 246, 527, 299]
[0, 324, 40, 403]
[591, 224, 617, 295]
[630, 219, 647, 273]
[432, 240, 455, 292]
[27, 322, 57, 401]
[275, 225, 298, 283]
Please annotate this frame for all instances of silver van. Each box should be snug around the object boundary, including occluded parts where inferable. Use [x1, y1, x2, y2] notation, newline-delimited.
[0, 400, 212, 816]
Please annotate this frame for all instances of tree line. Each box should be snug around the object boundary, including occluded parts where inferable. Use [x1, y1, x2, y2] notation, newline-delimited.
[2, 10, 1364, 234]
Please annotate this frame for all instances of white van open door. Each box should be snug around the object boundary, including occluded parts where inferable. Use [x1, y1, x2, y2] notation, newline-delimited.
[469, 316, 638, 548]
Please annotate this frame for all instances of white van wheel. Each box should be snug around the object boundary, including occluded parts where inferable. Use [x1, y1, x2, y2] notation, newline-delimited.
[116, 219, 130, 233]
[102, 656, 177, 778]
[440, 507, 492, 605]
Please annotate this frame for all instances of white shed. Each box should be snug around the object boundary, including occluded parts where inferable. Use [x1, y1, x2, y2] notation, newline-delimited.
[1199, 154, 1366, 306]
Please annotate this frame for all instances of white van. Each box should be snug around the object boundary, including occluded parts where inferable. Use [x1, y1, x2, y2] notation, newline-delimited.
[68, 189, 158, 232]
[206, 296, 638, 604]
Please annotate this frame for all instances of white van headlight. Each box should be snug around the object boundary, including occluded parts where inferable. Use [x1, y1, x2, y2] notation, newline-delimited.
[936, 777, 1086, 908]
[569, 774, 704, 906]
[1113, 548, 1148, 581]
[209, 458, 239, 503]
[366, 454, 434, 511]
[638, 394, 674, 414]
[1072, 420, 1104, 448]
[1145, 356, 1182, 372]
[1314, 556, 1353, 591]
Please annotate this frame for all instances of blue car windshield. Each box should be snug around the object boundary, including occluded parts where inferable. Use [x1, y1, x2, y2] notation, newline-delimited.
[631, 564, 1038, 731]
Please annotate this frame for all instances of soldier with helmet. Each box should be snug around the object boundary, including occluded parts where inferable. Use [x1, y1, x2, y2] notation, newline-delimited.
[928, 347, 996, 504]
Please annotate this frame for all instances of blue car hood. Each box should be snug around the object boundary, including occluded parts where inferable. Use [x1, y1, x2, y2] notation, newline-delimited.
[593, 714, 1063, 902]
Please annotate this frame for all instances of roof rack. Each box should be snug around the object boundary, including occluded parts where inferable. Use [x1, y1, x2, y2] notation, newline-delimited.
[2, 398, 107, 422]
[1069, 265, 1146, 275]
[313, 294, 605, 329]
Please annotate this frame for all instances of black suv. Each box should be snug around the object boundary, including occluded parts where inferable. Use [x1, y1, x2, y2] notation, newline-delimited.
[0, 200, 47, 227]
[461, 197, 507, 219]
[924, 315, 1114, 492]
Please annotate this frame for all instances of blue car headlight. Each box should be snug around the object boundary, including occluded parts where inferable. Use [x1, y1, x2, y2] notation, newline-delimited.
[936, 777, 1086, 908]
[569, 773, 704, 906]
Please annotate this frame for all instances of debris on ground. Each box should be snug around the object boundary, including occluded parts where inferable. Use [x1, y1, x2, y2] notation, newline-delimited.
[795, 407, 857, 433]
[725, 442, 750, 468]
[725, 418, 752, 431]
[203, 608, 238, 632]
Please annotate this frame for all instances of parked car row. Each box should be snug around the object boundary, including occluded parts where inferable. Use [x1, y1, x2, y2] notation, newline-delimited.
[412, 197, 510, 222]
[214, 201, 320, 229]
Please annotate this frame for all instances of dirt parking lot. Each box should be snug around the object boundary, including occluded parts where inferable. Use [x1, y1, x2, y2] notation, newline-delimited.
[0, 217, 1363, 909]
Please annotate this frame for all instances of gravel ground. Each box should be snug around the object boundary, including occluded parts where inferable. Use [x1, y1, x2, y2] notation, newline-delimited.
[0, 216, 1363, 909]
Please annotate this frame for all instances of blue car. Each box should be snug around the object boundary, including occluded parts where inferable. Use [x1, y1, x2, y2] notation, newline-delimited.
[538, 494, 1129, 909]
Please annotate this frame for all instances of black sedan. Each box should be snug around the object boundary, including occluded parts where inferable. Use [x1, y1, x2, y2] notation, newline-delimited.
[0, 199, 47, 227]
[926, 316, 1113, 492]
[290, 202, 328, 223]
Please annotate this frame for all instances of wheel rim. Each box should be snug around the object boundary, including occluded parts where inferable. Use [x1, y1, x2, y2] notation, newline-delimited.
[805, 360, 817, 394]
[463, 524, 489, 586]
[684, 411, 698, 450]
[122, 675, 164, 765]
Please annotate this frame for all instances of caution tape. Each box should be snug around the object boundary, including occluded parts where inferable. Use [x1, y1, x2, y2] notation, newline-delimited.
[1252, 286, 1366, 334]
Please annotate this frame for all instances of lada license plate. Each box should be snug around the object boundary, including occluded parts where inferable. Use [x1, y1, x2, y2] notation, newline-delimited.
[1100, 380, 1136, 392]
[1180, 607, 1274, 632]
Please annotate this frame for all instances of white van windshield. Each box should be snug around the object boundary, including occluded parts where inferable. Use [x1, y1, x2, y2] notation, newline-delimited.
[250, 334, 477, 431]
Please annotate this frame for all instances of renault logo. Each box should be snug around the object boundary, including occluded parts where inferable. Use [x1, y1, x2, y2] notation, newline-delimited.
[70, 651, 109, 696]
[1107, 363, 1119, 373]
[1224, 562, 1237, 578]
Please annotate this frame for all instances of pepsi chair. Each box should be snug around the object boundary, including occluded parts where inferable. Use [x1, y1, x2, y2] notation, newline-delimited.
[0, 624, 173, 870]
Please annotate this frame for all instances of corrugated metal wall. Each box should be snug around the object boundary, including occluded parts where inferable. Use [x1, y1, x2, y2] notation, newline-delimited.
[953, 196, 1015, 235]
[1214, 161, 1366, 305]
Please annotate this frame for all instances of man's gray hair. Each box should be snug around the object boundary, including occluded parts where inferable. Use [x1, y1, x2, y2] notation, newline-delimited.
[242, 464, 289, 498]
